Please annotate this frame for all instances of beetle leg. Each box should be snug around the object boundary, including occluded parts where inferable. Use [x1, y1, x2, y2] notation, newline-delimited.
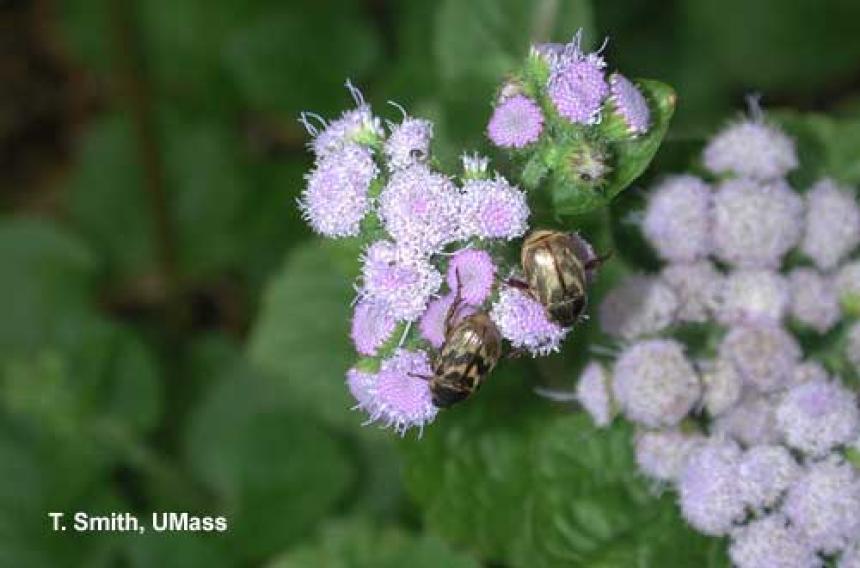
[505, 277, 530, 291]
[408, 372, 432, 381]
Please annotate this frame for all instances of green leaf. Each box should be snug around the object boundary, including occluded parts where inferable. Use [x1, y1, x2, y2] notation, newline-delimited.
[435, 0, 595, 88]
[248, 239, 361, 429]
[268, 518, 480, 568]
[774, 112, 860, 188]
[124, 530, 235, 568]
[402, 361, 728, 567]
[553, 80, 677, 216]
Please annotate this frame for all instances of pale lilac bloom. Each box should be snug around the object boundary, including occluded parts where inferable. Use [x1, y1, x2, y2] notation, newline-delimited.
[642, 175, 713, 263]
[599, 275, 679, 340]
[729, 514, 820, 568]
[368, 349, 438, 435]
[712, 393, 782, 447]
[609, 73, 650, 134]
[737, 445, 800, 510]
[575, 361, 614, 427]
[446, 249, 497, 305]
[801, 179, 860, 270]
[384, 117, 433, 170]
[788, 268, 841, 333]
[635, 429, 704, 483]
[547, 34, 609, 124]
[611, 339, 701, 428]
[718, 269, 789, 326]
[791, 360, 830, 386]
[661, 261, 724, 323]
[835, 261, 860, 312]
[459, 177, 529, 241]
[776, 379, 860, 457]
[418, 294, 474, 349]
[700, 357, 743, 417]
[678, 438, 746, 536]
[346, 368, 376, 410]
[487, 94, 544, 148]
[703, 119, 798, 180]
[719, 323, 801, 393]
[490, 287, 568, 356]
[302, 83, 384, 159]
[360, 241, 443, 322]
[351, 299, 397, 356]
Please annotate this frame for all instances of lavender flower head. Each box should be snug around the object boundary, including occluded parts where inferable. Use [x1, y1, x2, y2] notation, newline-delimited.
[661, 261, 724, 323]
[384, 116, 433, 171]
[368, 349, 438, 435]
[351, 299, 397, 356]
[459, 177, 529, 240]
[301, 82, 384, 159]
[378, 165, 460, 255]
[642, 175, 713, 263]
[718, 269, 789, 326]
[599, 275, 679, 340]
[346, 368, 376, 411]
[299, 143, 378, 238]
[547, 34, 609, 125]
[612, 339, 701, 428]
[446, 249, 496, 305]
[842, 544, 860, 568]
[783, 457, 860, 554]
[609, 73, 650, 134]
[776, 379, 860, 457]
[418, 293, 474, 349]
[719, 323, 801, 393]
[703, 117, 798, 180]
[712, 178, 804, 269]
[360, 241, 442, 322]
[490, 287, 568, 356]
[677, 437, 746, 536]
[788, 267, 841, 333]
[575, 361, 614, 427]
[729, 514, 819, 568]
[635, 429, 704, 483]
[800, 179, 860, 270]
[737, 445, 800, 510]
[712, 393, 782, 447]
[700, 357, 743, 417]
[836, 261, 860, 314]
[487, 94, 544, 149]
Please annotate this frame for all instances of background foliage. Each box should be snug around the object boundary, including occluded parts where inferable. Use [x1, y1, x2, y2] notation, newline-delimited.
[2, 0, 860, 565]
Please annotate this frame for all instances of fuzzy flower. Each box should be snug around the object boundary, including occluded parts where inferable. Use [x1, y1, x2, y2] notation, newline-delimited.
[776, 379, 860, 457]
[635, 429, 704, 483]
[487, 94, 544, 148]
[575, 361, 614, 427]
[490, 287, 568, 356]
[303, 102, 385, 159]
[847, 322, 860, 373]
[783, 458, 860, 554]
[788, 268, 841, 333]
[351, 299, 397, 356]
[718, 269, 789, 326]
[368, 349, 438, 435]
[360, 242, 443, 322]
[384, 117, 433, 170]
[612, 339, 701, 428]
[418, 294, 475, 349]
[703, 119, 798, 180]
[737, 445, 800, 510]
[459, 177, 529, 240]
[378, 164, 460, 255]
[842, 543, 860, 568]
[713, 393, 782, 447]
[835, 261, 860, 314]
[712, 178, 804, 269]
[792, 361, 830, 387]
[719, 323, 801, 393]
[801, 179, 860, 270]
[609, 73, 650, 134]
[678, 438, 746, 536]
[446, 249, 496, 305]
[547, 39, 609, 124]
[599, 275, 679, 340]
[700, 357, 744, 417]
[346, 368, 376, 410]
[642, 175, 712, 263]
[661, 261, 724, 323]
[298, 143, 378, 237]
[729, 514, 820, 568]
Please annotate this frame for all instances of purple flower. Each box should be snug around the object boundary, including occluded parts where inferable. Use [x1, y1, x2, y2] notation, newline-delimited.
[836, 261, 860, 314]
[360, 241, 443, 322]
[351, 299, 397, 356]
[612, 339, 701, 428]
[643, 175, 713, 263]
[719, 323, 801, 393]
[599, 275, 679, 340]
[368, 349, 438, 435]
[801, 179, 860, 270]
[788, 268, 841, 333]
[792, 361, 830, 387]
[298, 143, 378, 238]
[487, 94, 544, 148]
[737, 445, 800, 510]
[703, 119, 798, 180]
[729, 514, 820, 568]
[842, 543, 860, 568]
[609, 73, 650, 134]
[547, 38, 609, 125]
[378, 165, 460, 255]
[635, 429, 704, 482]
[712, 178, 804, 269]
[700, 357, 743, 417]
[718, 269, 789, 326]
[418, 293, 474, 349]
[459, 177, 529, 241]
[302, 83, 384, 159]
[661, 261, 724, 323]
[384, 117, 433, 171]
[575, 361, 614, 427]
[783, 457, 860, 554]
[678, 438, 746, 536]
[776, 379, 860, 457]
[490, 287, 567, 356]
[445, 249, 496, 305]
[346, 368, 376, 410]
[713, 392, 782, 447]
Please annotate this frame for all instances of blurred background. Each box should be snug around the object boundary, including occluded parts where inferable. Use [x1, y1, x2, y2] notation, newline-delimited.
[2, 0, 860, 566]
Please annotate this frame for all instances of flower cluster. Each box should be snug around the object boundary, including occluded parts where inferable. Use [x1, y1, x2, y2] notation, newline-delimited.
[577, 108, 860, 566]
